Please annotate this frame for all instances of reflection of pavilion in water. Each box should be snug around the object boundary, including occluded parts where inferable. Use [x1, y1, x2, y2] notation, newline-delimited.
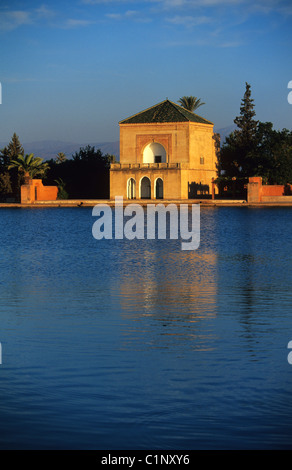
[114, 246, 218, 350]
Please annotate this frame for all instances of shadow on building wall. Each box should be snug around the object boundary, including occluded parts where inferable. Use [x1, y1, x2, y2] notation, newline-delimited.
[188, 182, 210, 199]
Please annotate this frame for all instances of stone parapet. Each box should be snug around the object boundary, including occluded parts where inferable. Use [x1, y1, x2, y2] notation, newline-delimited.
[111, 162, 182, 170]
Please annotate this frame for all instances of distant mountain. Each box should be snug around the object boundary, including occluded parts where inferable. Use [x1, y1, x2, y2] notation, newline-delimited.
[0, 127, 235, 162]
[214, 125, 236, 145]
[0, 140, 120, 161]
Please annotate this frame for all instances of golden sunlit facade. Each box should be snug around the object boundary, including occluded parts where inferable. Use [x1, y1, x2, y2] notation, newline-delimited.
[110, 99, 217, 200]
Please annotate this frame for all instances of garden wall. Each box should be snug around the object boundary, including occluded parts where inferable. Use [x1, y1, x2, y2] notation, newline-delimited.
[247, 177, 292, 203]
[21, 179, 58, 204]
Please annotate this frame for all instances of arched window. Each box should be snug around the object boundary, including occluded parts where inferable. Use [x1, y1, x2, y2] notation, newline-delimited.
[143, 142, 166, 164]
[140, 176, 151, 199]
[127, 178, 136, 199]
[155, 178, 163, 199]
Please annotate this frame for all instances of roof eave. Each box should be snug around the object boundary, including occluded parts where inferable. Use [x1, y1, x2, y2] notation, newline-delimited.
[119, 99, 213, 125]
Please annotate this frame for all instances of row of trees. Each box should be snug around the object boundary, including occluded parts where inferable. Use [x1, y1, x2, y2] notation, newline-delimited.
[178, 88, 292, 187]
[0, 134, 115, 201]
[1, 87, 291, 201]
[45, 146, 115, 199]
[0, 95, 204, 202]
[217, 83, 292, 185]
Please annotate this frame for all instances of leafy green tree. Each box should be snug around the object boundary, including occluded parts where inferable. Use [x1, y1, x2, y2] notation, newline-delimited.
[0, 172, 12, 200]
[248, 122, 292, 184]
[219, 82, 259, 177]
[45, 146, 113, 199]
[178, 96, 205, 112]
[219, 118, 292, 185]
[8, 153, 49, 179]
[217, 131, 240, 177]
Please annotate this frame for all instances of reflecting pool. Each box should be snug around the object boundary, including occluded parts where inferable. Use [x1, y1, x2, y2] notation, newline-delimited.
[0, 205, 292, 449]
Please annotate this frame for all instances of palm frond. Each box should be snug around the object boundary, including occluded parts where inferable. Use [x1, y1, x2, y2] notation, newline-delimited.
[178, 95, 205, 112]
[8, 153, 48, 178]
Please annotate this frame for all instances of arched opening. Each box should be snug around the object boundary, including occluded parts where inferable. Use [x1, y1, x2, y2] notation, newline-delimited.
[140, 177, 151, 199]
[127, 178, 136, 199]
[143, 142, 166, 164]
[155, 178, 163, 199]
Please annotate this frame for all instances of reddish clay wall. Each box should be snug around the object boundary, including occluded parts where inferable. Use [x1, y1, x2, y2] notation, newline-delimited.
[262, 185, 285, 197]
[247, 177, 291, 202]
[21, 179, 58, 203]
[37, 185, 58, 201]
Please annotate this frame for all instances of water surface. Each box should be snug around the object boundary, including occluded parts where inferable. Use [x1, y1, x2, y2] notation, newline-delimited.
[0, 205, 292, 449]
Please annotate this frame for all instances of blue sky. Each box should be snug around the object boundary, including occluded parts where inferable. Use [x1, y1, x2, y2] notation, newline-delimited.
[0, 0, 291, 145]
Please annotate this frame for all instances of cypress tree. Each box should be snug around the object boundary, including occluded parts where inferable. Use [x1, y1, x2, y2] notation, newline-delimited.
[234, 82, 258, 149]
[1, 133, 24, 167]
[0, 133, 25, 201]
[6, 132, 24, 158]
[219, 82, 259, 178]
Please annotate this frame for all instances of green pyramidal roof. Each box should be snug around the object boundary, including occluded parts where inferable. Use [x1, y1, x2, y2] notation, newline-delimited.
[119, 99, 213, 125]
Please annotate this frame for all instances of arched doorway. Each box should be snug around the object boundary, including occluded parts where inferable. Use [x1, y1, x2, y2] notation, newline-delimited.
[140, 177, 151, 199]
[127, 178, 136, 199]
[155, 178, 163, 199]
[143, 142, 166, 164]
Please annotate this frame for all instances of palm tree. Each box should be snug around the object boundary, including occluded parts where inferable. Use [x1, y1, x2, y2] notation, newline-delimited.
[8, 153, 49, 179]
[178, 96, 205, 112]
[54, 178, 68, 199]
[56, 152, 67, 164]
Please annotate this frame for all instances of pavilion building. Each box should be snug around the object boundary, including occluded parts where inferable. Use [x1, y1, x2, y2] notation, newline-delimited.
[110, 99, 217, 200]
